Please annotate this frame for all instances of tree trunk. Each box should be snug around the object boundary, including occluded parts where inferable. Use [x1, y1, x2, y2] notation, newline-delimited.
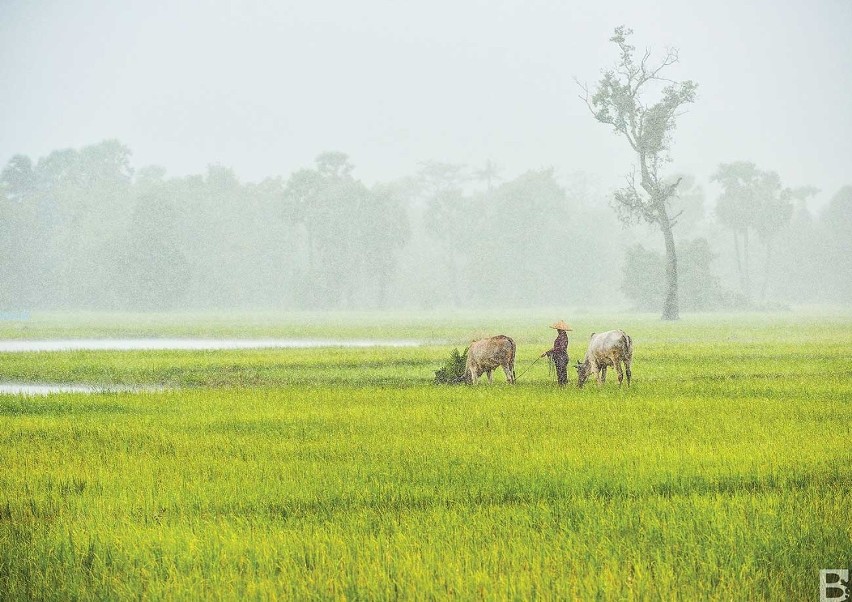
[659, 216, 679, 320]
[760, 239, 773, 301]
[640, 166, 679, 320]
[448, 256, 460, 307]
[305, 228, 314, 274]
[444, 240, 461, 307]
[376, 274, 388, 309]
[742, 228, 751, 300]
[733, 231, 743, 291]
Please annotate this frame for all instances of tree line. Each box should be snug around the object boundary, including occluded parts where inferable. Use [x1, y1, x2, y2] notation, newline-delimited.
[2, 27, 849, 316]
[580, 26, 850, 317]
[0, 139, 848, 313]
[622, 167, 851, 312]
[3, 27, 848, 316]
[0, 141, 623, 311]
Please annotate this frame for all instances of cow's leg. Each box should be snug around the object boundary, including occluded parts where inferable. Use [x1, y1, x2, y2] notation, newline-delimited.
[469, 367, 478, 385]
[625, 360, 632, 385]
[503, 363, 515, 384]
[615, 360, 624, 385]
[487, 370, 493, 385]
[600, 365, 607, 384]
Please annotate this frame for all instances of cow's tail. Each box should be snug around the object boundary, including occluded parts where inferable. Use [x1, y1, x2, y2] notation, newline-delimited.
[622, 331, 633, 362]
[507, 336, 517, 382]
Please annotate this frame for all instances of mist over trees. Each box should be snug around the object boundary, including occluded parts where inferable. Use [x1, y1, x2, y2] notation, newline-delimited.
[282, 151, 410, 308]
[820, 186, 852, 304]
[0, 141, 619, 311]
[0, 139, 847, 313]
[712, 162, 797, 301]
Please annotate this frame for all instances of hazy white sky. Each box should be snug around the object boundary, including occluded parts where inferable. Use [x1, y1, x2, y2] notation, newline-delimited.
[2, 0, 850, 206]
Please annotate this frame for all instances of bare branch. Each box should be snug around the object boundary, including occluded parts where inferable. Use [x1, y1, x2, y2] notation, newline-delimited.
[639, 47, 652, 75]
[630, 47, 680, 96]
[574, 76, 639, 152]
[666, 176, 683, 197]
[617, 169, 657, 224]
[668, 209, 684, 228]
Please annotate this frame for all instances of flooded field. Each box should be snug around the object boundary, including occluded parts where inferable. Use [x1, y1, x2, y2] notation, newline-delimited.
[0, 314, 850, 600]
[0, 382, 103, 395]
[0, 338, 422, 353]
[0, 382, 161, 396]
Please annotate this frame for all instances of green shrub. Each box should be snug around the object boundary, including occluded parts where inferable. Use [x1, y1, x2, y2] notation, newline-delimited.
[434, 347, 468, 384]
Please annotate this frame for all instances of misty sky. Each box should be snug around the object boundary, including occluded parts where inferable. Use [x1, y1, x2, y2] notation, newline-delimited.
[2, 0, 850, 207]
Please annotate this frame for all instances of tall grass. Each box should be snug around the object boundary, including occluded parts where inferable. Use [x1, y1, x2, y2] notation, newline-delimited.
[0, 314, 850, 599]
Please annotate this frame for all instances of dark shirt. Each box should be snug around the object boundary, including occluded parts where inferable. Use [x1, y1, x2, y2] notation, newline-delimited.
[550, 330, 569, 356]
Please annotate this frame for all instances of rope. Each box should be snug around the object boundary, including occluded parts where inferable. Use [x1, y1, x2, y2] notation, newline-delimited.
[515, 355, 544, 381]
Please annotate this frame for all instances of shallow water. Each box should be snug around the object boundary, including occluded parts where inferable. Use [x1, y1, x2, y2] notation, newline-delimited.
[0, 383, 159, 396]
[0, 338, 422, 353]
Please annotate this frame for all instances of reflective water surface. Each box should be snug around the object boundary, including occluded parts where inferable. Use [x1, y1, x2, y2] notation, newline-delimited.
[0, 383, 161, 396]
[0, 338, 422, 353]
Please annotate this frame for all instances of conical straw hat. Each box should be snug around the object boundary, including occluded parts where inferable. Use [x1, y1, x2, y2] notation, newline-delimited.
[550, 320, 573, 331]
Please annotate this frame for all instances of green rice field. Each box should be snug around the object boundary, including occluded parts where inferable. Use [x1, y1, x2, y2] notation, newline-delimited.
[0, 311, 850, 599]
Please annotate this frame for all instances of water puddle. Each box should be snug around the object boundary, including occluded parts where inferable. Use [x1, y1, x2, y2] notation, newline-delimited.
[0, 338, 425, 396]
[0, 338, 422, 353]
[0, 383, 160, 396]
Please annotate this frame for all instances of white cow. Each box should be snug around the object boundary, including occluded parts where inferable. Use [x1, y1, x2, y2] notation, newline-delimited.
[575, 330, 633, 388]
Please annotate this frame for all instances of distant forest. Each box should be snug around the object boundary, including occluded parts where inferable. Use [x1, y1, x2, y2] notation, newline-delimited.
[1, 140, 849, 311]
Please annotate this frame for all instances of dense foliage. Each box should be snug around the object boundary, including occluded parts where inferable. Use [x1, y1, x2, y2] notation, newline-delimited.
[621, 239, 748, 311]
[0, 142, 627, 311]
[0, 141, 848, 312]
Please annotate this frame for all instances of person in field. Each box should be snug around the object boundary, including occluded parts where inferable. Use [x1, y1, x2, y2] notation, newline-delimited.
[541, 320, 572, 385]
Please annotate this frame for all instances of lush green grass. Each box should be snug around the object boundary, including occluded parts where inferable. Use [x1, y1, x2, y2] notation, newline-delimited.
[0, 312, 850, 599]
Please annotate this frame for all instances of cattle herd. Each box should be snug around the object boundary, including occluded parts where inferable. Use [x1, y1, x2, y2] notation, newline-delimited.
[465, 329, 633, 387]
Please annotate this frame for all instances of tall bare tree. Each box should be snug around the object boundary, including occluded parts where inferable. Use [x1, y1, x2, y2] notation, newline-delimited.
[579, 26, 697, 320]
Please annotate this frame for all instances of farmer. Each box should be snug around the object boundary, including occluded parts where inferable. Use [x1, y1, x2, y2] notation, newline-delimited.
[541, 320, 572, 385]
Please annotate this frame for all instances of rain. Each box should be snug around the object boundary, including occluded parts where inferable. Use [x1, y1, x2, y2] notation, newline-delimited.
[1, 1, 849, 313]
[1, 1, 850, 599]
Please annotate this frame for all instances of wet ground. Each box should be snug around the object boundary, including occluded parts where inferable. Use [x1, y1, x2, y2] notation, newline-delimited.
[0, 383, 164, 396]
[0, 338, 422, 353]
[0, 338, 426, 394]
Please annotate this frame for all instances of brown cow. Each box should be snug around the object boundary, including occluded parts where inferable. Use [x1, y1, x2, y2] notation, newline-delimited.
[466, 335, 516, 384]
